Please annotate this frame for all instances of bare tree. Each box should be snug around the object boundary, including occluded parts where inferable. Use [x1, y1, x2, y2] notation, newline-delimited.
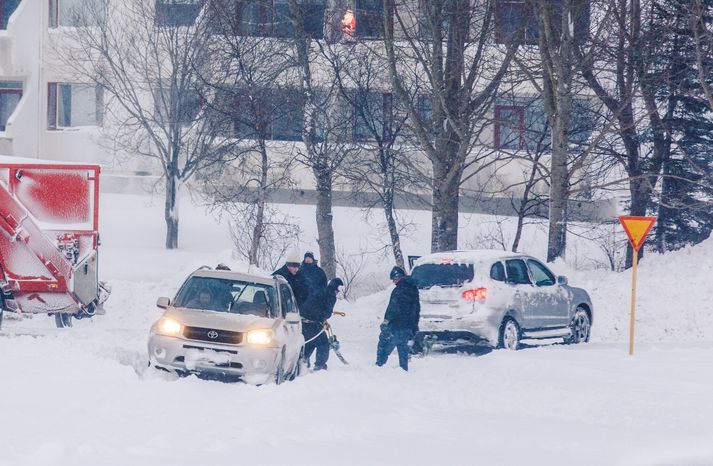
[52, 0, 240, 248]
[285, 0, 355, 279]
[573, 0, 693, 266]
[335, 245, 367, 300]
[197, 1, 300, 267]
[322, 41, 426, 269]
[383, 0, 519, 253]
[529, 0, 592, 261]
[225, 205, 302, 271]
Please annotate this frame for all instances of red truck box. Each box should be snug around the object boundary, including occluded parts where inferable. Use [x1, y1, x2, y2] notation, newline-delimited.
[0, 156, 109, 328]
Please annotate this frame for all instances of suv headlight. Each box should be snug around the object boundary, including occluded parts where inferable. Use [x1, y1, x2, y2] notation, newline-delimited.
[157, 318, 182, 337]
[246, 329, 273, 345]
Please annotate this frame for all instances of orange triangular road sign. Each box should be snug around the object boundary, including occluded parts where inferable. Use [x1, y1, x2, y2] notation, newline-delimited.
[619, 216, 656, 251]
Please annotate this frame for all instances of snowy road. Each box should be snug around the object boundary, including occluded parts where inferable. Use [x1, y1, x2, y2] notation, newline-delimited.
[2, 301, 712, 466]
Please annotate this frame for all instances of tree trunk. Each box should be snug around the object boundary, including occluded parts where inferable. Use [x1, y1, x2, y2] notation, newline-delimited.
[625, 178, 649, 268]
[249, 142, 269, 266]
[314, 168, 336, 279]
[547, 103, 571, 262]
[383, 191, 405, 269]
[164, 173, 180, 250]
[431, 159, 460, 252]
[535, 0, 575, 263]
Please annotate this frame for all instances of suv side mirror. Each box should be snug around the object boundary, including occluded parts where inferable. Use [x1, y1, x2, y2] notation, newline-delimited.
[286, 312, 301, 324]
[556, 276, 568, 285]
[156, 297, 171, 309]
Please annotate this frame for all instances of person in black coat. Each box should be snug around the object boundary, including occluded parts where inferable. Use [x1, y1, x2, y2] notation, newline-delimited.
[300, 251, 327, 293]
[376, 266, 420, 371]
[272, 254, 308, 309]
[302, 278, 344, 371]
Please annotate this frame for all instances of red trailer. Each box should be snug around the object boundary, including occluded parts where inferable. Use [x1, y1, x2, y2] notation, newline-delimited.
[0, 156, 109, 329]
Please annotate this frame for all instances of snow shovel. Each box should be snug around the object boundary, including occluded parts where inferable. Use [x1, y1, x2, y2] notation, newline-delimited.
[323, 321, 349, 365]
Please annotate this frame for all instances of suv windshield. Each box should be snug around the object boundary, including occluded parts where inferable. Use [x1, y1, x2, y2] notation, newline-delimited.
[174, 276, 276, 318]
[411, 263, 475, 289]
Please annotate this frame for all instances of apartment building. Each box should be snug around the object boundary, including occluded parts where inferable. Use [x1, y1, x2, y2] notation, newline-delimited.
[0, 0, 614, 218]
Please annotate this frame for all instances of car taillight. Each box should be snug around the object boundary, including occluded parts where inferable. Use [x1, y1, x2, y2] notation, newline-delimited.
[462, 287, 487, 301]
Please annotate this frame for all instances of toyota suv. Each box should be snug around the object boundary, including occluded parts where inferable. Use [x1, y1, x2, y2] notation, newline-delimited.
[148, 268, 304, 384]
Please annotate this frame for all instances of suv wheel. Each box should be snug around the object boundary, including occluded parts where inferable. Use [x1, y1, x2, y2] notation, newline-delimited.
[498, 318, 521, 350]
[288, 346, 304, 381]
[274, 347, 286, 385]
[565, 307, 591, 344]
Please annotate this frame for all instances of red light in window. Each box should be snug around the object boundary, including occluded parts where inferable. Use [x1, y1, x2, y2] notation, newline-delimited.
[341, 9, 356, 36]
[462, 288, 487, 301]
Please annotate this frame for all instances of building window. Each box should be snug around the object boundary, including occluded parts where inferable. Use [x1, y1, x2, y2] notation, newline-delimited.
[214, 88, 303, 141]
[417, 94, 433, 125]
[418, 0, 467, 41]
[0, 82, 22, 132]
[273, 0, 325, 39]
[47, 83, 104, 129]
[494, 96, 594, 151]
[494, 104, 525, 150]
[1, 0, 21, 30]
[49, 0, 105, 28]
[495, 0, 590, 45]
[154, 0, 203, 27]
[494, 1, 537, 45]
[209, 0, 325, 39]
[352, 91, 392, 142]
[154, 87, 202, 126]
[353, 0, 383, 38]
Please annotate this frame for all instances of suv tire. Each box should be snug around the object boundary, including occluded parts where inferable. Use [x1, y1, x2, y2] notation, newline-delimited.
[498, 317, 521, 350]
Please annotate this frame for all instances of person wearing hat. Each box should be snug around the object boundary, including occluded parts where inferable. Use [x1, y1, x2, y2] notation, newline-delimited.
[301, 277, 344, 371]
[301, 251, 327, 292]
[273, 253, 308, 308]
[376, 266, 420, 371]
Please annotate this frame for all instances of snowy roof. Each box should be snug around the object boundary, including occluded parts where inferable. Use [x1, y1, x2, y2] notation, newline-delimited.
[413, 249, 530, 267]
[0, 155, 100, 167]
[190, 268, 277, 286]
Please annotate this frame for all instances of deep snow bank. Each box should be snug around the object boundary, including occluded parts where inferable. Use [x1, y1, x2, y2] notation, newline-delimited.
[553, 238, 713, 343]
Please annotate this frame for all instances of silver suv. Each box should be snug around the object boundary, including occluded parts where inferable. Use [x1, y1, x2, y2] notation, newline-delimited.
[411, 250, 593, 350]
[148, 268, 304, 384]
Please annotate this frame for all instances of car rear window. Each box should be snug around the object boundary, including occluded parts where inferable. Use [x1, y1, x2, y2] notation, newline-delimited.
[411, 263, 475, 289]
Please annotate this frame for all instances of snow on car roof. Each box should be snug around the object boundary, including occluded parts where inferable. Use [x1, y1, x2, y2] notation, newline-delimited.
[413, 249, 530, 267]
[190, 268, 277, 286]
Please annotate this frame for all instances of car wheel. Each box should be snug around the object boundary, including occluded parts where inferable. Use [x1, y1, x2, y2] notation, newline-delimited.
[274, 347, 286, 385]
[565, 307, 591, 344]
[54, 313, 73, 328]
[498, 317, 521, 350]
[291, 346, 305, 381]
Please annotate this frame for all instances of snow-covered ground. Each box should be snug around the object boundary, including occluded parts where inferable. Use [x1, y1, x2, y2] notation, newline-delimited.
[1, 193, 712, 466]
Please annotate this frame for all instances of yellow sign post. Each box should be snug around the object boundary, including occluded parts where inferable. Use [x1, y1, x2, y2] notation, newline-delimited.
[618, 216, 656, 355]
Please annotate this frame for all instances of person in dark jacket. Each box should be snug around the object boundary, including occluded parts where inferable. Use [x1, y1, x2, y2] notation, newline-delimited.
[272, 253, 308, 308]
[300, 251, 328, 293]
[376, 266, 420, 371]
[302, 277, 344, 371]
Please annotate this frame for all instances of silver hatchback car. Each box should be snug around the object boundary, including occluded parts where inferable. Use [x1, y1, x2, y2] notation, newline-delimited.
[411, 250, 593, 350]
[148, 268, 304, 384]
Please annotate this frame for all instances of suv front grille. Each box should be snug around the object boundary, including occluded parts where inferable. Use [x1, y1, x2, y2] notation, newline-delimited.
[182, 326, 243, 345]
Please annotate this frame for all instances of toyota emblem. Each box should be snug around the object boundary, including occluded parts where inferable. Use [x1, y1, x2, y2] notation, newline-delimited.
[207, 330, 219, 339]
